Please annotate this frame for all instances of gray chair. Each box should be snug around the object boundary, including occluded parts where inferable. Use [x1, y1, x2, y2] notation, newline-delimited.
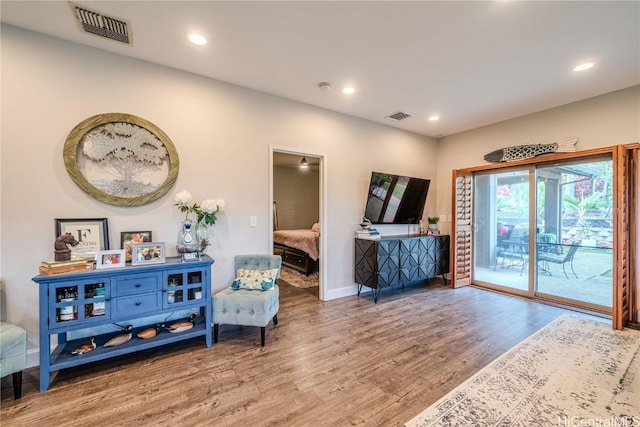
[495, 228, 529, 275]
[212, 255, 282, 346]
[538, 243, 579, 279]
[0, 321, 27, 399]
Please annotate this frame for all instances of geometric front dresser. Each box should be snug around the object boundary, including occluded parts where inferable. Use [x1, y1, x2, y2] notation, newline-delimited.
[355, 235, 450, 302]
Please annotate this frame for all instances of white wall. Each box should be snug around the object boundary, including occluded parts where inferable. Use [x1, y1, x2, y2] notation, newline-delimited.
[435, 86, 640, 235]
[0, 25, 438, 363]
[273, 166, 319, 230]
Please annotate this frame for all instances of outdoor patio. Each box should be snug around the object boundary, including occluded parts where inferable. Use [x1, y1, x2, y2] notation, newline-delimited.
[474, 246, 613, 308]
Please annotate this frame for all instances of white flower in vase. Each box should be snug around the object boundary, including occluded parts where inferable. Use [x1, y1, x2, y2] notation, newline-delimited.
[200, 199, 218, 214]
[174, 190, 226, 257]
[174, 190, 193, 206]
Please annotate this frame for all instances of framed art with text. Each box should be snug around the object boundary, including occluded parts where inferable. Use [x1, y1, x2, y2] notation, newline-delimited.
[55, 218, 109, 260]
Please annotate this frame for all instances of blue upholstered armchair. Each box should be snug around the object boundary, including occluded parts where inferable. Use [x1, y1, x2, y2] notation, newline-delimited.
[212, 254, 282, 346]
[0, 322, 27, 399]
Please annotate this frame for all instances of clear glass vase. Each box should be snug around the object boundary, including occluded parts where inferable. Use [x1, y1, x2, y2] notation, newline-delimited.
[195, 223, 209, 255]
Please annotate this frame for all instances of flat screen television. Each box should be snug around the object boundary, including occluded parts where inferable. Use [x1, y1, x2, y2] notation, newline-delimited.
[364, 171, 430, 224]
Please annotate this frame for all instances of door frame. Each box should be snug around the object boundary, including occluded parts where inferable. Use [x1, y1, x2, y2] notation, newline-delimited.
[451, 145, 637, 329]
[270, 146, 327, 301]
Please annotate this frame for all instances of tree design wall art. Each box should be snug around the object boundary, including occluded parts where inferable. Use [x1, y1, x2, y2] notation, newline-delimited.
[64, 113, 179, 206]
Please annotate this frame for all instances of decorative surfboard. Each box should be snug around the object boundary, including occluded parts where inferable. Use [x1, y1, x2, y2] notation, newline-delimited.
[484, 137, 577, 163]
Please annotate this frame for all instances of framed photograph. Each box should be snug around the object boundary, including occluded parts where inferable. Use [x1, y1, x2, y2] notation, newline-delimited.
[96, 249, 126, 269]
[55, 218, 109, 260]
[131, 242, 166, 265]
[63, 113, 179, 207]
[120, 231, 153, 263]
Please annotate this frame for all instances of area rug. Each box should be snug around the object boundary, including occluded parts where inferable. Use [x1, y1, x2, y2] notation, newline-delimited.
[406, 315, 640, 426]
[278, 266, 319, 289]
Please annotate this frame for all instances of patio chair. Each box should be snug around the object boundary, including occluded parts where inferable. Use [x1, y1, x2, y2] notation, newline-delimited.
[538, 244, 579, 279]
[495, 228, 528, 275]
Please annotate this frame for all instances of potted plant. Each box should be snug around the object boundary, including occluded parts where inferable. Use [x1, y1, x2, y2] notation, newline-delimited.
[427, 217, 440, 229]
[427, 217, 440, 234]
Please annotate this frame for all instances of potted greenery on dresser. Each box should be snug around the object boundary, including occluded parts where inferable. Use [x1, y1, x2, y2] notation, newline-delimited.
[427, 217, 440, 235]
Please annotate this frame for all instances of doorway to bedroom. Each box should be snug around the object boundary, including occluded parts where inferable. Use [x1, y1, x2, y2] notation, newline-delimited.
[271, 150, 322, 299]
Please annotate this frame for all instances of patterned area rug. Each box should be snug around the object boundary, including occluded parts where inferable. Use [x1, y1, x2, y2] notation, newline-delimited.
[278, 266, 319, 289]
[406, 315, 640, 427]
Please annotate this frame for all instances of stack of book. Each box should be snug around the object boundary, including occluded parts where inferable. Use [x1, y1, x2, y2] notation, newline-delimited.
[39, 259, 94, 276]
[355, 228, 381, 240]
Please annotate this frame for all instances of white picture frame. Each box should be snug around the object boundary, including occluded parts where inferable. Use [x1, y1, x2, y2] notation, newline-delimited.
[96, 249, 126, 269]
[131, 242, 166, 265]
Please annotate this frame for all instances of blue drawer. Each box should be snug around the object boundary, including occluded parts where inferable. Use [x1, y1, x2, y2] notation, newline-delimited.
[115, 274, 159, 296]
[115, 293, 160, 317]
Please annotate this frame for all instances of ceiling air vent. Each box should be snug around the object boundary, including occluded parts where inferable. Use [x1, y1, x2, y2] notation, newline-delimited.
[385, 111, 412, 122]
[74, 5, 131, 44]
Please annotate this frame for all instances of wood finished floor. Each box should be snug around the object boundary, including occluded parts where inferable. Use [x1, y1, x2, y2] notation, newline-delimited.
[1, 280, 578, 426]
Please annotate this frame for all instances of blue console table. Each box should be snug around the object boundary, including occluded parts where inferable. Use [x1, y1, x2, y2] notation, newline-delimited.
[32, 255, 213, 392]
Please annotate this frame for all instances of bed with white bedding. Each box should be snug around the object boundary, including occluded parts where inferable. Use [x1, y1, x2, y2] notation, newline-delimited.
[273, 224, 319, 275]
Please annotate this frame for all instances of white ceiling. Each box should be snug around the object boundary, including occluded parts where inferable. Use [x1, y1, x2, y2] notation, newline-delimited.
[2, 1, 638, 138]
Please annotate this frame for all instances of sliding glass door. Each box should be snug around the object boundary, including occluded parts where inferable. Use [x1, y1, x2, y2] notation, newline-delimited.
[474, 169, 531, 294]
[535, 160, 613, 309]
[472, 158, 613, 311]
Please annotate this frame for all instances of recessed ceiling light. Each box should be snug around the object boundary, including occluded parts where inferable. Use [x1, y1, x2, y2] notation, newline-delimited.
[573, 62, 594, 72]
[342, 87, 355, 94]
[428, 115, 440, 121]
[188, 33, 207, 45]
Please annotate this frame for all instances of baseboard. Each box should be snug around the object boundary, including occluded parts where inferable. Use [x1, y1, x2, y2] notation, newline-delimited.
[27, 348, 39, 368]
[324, 284, 359, 300]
